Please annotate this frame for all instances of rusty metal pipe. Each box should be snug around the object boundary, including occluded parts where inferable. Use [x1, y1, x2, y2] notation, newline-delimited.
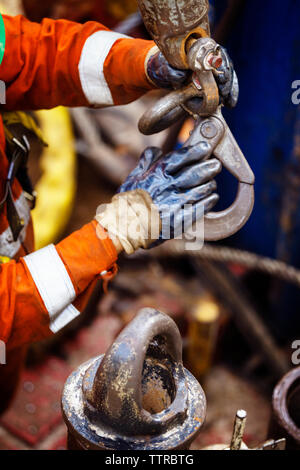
[269, 367, 300, 450]
[62, 308, 206, 450]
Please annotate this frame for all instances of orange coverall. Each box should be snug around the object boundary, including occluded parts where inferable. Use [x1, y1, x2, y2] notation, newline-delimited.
[0, 14, 155, 409]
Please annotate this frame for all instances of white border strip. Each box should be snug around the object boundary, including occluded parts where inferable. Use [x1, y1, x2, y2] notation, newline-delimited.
[79, 30, 128, 106]
[24, 245, 79, 331]
[50, 304, 80, 334]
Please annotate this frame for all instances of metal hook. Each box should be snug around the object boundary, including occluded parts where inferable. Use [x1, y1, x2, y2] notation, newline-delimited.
[139, 90, 254, 240]
[183, 108, 255, 241]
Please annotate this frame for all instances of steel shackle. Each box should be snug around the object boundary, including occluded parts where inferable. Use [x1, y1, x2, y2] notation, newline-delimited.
[139, 37, 221, 136]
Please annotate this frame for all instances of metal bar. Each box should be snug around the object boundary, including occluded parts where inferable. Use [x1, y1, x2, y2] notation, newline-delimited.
[230, 409, 247, 450]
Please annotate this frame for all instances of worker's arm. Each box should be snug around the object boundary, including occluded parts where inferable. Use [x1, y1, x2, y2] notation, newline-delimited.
[0, 221, 118, 350]
[0, 14, 237, 111]
[0, 140, 220, 351]
[0, 14, 156, 110]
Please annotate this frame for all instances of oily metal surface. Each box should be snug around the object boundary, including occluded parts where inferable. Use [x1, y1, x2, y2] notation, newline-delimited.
[84, 308, 188, 437]
[139, 37, 222, 136]
[62, 308, 206, 450]
[138, 0, 210, 68]
[138, 84, 198, 135]
[271, 367, 300, 449]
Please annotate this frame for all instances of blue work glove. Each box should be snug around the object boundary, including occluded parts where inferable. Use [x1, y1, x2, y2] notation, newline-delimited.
[119, 143, 221, 245]
[214, 46, 239, 108]
[147, 51, 189, 90]
[96, 143, 221, 253]
[147, 46, 238, 108]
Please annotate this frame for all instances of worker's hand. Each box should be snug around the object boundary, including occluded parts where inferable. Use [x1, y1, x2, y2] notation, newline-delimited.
[146, 49, 189, 90]
[214, 46, 239, 108]
[95, 143, 221, 254]
[146, 46, 239, 108]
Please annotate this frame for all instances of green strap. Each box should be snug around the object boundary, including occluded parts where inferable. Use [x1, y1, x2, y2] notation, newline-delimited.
[0, 13, 5, 65]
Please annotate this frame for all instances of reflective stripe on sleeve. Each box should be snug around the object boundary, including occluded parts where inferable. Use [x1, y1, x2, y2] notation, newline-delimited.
[24, 244, 80, 333]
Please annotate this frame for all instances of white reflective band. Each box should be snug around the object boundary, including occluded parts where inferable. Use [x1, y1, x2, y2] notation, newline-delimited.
[78, 30, 128, 106]
[49, 304, 80, 334]
[24, 245, 79, 332]
[0, 192, 30, 259]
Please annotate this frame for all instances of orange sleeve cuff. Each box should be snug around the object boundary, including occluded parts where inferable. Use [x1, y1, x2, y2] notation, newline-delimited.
[1, 15, 110, 110]
[104, 38, 156, 105]
[56, 221, 118, 296]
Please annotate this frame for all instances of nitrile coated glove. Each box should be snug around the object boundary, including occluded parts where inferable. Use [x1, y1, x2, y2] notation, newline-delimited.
[147, 46, 239, 108]
[95, 142, 221, 254]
